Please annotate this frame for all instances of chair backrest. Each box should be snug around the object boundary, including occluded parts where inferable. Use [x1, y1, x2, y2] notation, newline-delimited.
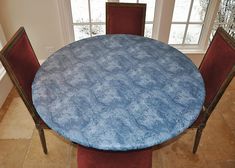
[199, 27, 235, 111]
[0, 27, 41, 123]
[106, 2, 146, 36]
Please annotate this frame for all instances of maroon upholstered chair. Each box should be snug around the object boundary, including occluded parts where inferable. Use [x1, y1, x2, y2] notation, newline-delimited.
[190, 27, 235, 153]
[77, 145, 152, 168]
[0, 27, 49, 154]
[106, 2, 146, 36]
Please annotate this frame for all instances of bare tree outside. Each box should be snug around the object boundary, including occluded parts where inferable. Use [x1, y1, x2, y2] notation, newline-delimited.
[213, 0, 235, 38]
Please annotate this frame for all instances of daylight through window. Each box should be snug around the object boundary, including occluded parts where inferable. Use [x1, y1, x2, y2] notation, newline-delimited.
[168, 0, 210, 45]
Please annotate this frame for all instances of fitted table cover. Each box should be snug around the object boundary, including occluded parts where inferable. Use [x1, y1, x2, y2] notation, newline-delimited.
[32, 35, 205, 167]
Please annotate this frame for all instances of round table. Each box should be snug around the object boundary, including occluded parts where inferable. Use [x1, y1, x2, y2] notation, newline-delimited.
[32, 35, 205, 167]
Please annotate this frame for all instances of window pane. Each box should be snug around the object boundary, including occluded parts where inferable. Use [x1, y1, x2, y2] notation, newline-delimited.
[190, 0, 209, 22]
[144, 24, 153, 38]
[168, 24, 186, 44]
[90, 0, 106, 22]
[139, 0, 156, 21]
[71, 0, 89, 23]
[172, 0, 192, 22]
[91, 25, 105, 36]
[185, 24, 202, 44]
[74, 25, 90, 41]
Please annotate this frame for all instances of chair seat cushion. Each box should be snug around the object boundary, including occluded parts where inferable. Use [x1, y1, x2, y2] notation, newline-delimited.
[77, 145, 152, 168]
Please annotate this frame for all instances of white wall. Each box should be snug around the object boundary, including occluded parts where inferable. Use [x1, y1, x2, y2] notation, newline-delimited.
[0, 75, 13, 108]
[0, 0, 66, 108]
[0, 0, 65, 60]
[0, 24, 13, 108]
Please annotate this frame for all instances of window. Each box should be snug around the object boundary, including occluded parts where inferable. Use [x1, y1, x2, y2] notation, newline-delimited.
[153, 0, 221, 51]
[61, 0, 227, 52]
[210, 0, 235, 39]
[71, 0, 107, 40]
[70, 0, 156, 40]
[169, 0, 210, 45]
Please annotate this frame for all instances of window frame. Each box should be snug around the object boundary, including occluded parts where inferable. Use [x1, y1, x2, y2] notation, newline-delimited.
[0, 24, 7, 79]
[169, 0, 208, 46]
[154, 0, 221, 53]
[57, 0, 221, 53]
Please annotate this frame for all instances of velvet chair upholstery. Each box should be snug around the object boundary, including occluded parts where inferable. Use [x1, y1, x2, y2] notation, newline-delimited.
[0, 27, 49, 154]
[106, 2, 146, 36]
[190, 27, 235, 153]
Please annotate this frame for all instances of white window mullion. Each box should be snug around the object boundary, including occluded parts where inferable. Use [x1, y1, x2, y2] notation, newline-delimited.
[88, 0, 92, 37]
[73, 22, 90, 26]
[172, 21, 204, 24]
[182, 0, 194, 45]
[74, 22, 105, 25]
[146, 21, 153, 24]
[89, 22, 105, 25]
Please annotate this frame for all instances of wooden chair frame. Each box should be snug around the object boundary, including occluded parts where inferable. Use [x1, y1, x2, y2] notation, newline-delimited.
[191, 27, 235, 153]
[0, 27, 49, 154]
[106, 2, 146, 36]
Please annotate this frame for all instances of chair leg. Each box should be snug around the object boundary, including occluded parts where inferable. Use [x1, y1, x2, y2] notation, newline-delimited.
[37, 127, 48, 154]
[192, 126, 204, 154]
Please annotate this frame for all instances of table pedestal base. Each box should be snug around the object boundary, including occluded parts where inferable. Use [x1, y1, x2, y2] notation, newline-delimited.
[77, 145, 152, 168]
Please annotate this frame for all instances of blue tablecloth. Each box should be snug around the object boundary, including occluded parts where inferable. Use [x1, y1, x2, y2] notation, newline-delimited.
[32, 35, 205, 151]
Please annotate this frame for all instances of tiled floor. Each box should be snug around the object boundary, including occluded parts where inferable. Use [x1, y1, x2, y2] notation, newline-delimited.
[0, 84, 235, 168]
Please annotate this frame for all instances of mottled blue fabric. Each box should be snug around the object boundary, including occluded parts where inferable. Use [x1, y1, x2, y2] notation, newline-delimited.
[32, 35, 205, 151]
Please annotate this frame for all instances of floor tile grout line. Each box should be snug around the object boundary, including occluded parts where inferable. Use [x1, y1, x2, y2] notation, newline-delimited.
[22, 127, 36, 168]
[220, 111, 235, 139]
[214, 95, 235, 139]
[66, 143, 73, 168]
[0, 88, 18, 122]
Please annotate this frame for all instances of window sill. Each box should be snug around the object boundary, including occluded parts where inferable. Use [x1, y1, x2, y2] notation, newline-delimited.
[179, 49, 206, 55]
[169, 44, 206, 55]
